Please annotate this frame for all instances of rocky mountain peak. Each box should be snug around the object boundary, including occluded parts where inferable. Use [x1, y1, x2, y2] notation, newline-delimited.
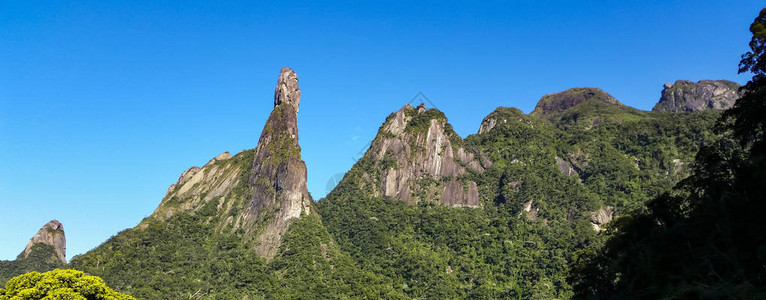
[245, 67, 313, 259]
[274, 67, 301, 112]
[416, 102, 427, 113]
[21, 220, 66, 263]
[652, 79, 742, 112]
[532, 87, 621, 116]
[348, 104, 488, 207]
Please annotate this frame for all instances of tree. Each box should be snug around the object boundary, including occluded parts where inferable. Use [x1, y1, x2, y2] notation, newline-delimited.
[0, 269, 135, 300]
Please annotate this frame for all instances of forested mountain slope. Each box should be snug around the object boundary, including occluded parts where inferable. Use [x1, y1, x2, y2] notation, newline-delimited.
[318, 86, 721, 298]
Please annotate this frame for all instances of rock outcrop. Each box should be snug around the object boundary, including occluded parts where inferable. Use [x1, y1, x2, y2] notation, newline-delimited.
[555, 157, 578, 177]
[153, 153, 245, 223]
[244, 67, 313, 259]
[347, 103, 486, 207]
[590, 206, 614, 231]
[532, 88, 622, 116]
[652, 80, 742, 112]
[20, 220, 66, 263]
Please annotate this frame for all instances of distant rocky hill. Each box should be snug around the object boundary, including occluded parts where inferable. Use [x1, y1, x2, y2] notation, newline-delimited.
[0, 220, 67, 284]
[652, 79, 742, 112]
[531, 87, 622, 116]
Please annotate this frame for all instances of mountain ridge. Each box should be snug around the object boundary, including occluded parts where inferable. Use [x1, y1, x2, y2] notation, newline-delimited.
[3, 70, 737, 299]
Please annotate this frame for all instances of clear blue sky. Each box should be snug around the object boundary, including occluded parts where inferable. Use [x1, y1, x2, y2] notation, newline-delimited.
[0, 1, 760, 261]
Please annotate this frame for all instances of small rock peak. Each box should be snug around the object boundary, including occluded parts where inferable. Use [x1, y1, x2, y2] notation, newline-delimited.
[176, 166, 201, 187]
[205, 151, 232, 166]
[21, 220, 67, 263]
[398, 103, 413, 112]
[416, 103, 427, 113]
[274, 67, 301, 112]
[652, 79, 742, 112]
[45, 220, 63, 230]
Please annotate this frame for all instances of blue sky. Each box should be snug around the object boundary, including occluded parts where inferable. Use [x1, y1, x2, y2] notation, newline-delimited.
[0, 1, 761, 260]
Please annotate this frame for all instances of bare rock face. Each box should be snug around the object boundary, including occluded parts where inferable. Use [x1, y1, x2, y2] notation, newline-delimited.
[652, 80, 742, 112]
[21, 220, 66, 263]
[590, 206, 614, 231]
[206, 151, 231, 166]
[555, 157, 578, 177]
[245, 67, 313, 259]
[532, 88, 622, 116]
[357, 104, 486, 207]
[152, 152, 245, 224]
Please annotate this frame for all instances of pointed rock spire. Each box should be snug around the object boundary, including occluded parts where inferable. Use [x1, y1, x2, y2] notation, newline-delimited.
[274, 67, 301, 112]
[21, 220, 66, 263]
[246, 67, 313, 260]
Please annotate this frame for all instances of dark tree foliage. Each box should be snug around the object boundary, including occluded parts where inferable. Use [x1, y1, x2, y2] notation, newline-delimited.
[571, 8, 766, 299]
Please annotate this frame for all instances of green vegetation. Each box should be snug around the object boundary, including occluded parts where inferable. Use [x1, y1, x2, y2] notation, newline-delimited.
[0, 244, 64, 285]
[69, 205, 399, 299]
[0, 269, 134, 300]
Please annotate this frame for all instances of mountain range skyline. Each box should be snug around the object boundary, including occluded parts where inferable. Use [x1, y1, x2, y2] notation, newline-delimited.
[1, 1, 760, 264]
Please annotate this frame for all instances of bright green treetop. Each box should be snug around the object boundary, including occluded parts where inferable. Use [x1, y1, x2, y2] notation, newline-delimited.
[0, 269, 135, 300]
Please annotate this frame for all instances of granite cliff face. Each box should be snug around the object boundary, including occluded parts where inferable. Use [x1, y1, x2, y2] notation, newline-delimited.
[652, 80, 742, 112]
[338, 103, 488, 207]
[20, 220, 66, 263]
[531, 87, 622, 116]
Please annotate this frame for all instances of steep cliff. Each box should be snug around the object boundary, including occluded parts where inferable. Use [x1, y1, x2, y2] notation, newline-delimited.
[652, 80, 742, 112]
[244, 67, 314, 259]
